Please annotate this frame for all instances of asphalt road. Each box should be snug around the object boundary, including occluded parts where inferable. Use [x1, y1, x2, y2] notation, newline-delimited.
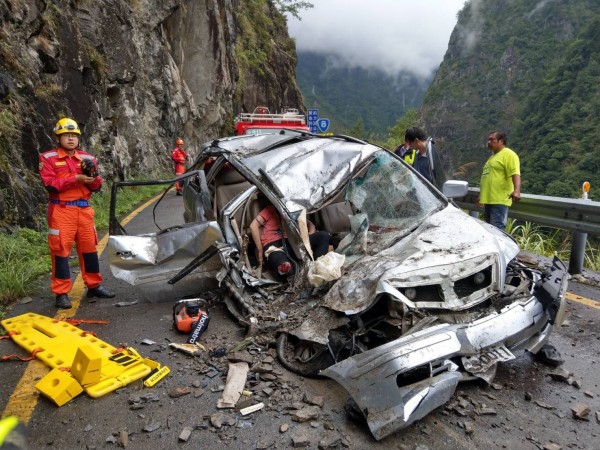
[1, 191, 599, 450]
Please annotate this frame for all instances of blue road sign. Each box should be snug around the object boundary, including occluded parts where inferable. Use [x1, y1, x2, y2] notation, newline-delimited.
[317, 118, 330, 133]
[308, 109, 319, 133]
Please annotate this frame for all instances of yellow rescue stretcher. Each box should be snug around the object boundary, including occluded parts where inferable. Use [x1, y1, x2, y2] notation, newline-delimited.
[1, 313, 169, 406]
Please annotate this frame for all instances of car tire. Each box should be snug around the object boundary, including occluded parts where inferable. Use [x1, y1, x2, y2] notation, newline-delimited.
[276, 332, 334, 378]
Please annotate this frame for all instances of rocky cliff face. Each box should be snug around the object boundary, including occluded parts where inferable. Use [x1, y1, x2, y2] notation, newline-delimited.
[0, 0, 304, 229]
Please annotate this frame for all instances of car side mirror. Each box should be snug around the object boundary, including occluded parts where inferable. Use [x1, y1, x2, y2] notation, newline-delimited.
[443, 180, 468, 198]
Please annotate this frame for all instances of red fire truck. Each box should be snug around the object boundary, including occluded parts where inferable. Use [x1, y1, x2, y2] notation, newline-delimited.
[234, 106, 310, 135]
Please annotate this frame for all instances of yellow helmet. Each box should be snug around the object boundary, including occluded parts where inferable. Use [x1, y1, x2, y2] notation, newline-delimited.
[54, 118, 81, 135]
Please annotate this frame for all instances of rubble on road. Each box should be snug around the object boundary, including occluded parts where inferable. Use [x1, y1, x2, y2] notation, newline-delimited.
[142, 420, 161, 432]
[217, 362, 249, 408]
[542, 443, 562, 450]
[534, 400, 556, 410]
[291, 430, 311, 448]
[178, 426, 193, 442]
[115, 301, 138, 307]
[210, 412, 236, 428]
[240, 402, 264, 415]
[168, 386, 191, 398]
[118, 430, 128, 448]
[292, 405, 321, 423]
[570, 403, 590, 420]
[318, 433, 343, 449]
[22, 285, 597, 449]
[547, 367, 572, 382]
[168, 342, 205, 356]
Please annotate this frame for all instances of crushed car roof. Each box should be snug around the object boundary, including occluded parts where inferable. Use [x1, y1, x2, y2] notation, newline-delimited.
[205, 135, 411, 213]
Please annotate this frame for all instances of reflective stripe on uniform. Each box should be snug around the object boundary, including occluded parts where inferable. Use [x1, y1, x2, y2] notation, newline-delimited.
[48, 228, 60, 236]
[43, 151, 58, 159]
[0, 416, 20, 445]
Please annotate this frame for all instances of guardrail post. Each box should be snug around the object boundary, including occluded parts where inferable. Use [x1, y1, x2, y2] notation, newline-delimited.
[568, 231, 587, 275]
[568, 182, 591, 275]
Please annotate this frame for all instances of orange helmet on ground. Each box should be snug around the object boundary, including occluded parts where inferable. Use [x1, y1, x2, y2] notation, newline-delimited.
[176, 138, 184, 146]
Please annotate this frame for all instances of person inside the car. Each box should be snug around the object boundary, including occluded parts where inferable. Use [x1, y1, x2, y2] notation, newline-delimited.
[249, 205, 330, 277]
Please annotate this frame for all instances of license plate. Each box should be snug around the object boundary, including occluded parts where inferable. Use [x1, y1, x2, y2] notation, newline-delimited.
[462, 345, 515, 373]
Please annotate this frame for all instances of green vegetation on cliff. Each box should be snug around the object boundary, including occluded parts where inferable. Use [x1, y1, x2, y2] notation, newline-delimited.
[419, 0, 600, 197]
[517, 17, 600, 196]
[234, 0, 305, 113]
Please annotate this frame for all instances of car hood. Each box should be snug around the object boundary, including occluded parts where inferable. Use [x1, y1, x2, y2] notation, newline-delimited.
[322, 205, 519, 315]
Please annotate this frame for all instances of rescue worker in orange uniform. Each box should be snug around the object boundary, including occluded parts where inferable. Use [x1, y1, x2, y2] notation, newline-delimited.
[39, 118, 115, 309]
[171, 138, 188, 195]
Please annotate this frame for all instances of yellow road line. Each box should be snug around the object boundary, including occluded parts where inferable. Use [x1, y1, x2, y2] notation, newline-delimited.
[1, 194, 161, 422]
[565, 291, 600, 310]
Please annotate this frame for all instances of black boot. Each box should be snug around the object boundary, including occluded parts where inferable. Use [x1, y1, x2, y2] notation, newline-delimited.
[87, 285, 116, 299]
[55, 294, 72, 309]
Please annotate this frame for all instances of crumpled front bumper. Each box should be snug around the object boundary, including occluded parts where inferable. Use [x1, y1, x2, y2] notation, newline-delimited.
[322, 292, 564, 440]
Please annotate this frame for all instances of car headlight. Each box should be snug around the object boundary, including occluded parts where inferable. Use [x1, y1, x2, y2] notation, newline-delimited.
[404, 288, 417, 301]
[473, 271, 486, 285]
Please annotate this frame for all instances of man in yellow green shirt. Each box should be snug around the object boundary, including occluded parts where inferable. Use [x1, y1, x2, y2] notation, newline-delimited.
[478, 131, 521, 230]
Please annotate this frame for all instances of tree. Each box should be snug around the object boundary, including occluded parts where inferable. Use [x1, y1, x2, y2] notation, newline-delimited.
[344, 118, 368, 141]
[382, 109, 418, 150]
[273, 0, 313, 20]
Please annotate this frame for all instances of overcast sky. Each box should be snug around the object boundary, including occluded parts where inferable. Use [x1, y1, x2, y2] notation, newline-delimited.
[287, 0, 467, 78]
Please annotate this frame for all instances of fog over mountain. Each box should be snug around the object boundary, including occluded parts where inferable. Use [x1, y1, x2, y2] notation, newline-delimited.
[287, 0, 466, 78]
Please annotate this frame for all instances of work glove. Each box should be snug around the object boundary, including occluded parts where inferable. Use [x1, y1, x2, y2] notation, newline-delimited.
[81, 159, 97, 177]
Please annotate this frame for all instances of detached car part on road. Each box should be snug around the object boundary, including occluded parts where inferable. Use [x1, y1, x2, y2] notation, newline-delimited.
[107, 133, 568, 440]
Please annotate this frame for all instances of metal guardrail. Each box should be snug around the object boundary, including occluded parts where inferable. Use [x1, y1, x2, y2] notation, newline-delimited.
[454, 187, 600, 235]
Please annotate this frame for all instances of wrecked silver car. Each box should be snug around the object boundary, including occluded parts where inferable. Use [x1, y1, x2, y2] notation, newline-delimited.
[107, 133, 568, 440]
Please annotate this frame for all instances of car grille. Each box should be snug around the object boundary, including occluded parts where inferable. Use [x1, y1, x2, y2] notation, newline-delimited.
[401, 285, 444, 303]
[453, 266, 492, 298]
[399, 266, 493, 304]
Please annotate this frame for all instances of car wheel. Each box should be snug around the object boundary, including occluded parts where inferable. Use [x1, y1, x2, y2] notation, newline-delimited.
[276, 332, 334, 378]
[345, 396, 367, 425]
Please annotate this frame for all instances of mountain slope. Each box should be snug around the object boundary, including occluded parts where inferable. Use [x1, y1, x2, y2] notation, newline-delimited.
[296, 52, 430, 137]
[419, 0, 600, 196]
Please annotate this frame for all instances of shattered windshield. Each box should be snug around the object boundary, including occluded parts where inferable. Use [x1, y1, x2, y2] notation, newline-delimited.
[339, 151, 444, 258]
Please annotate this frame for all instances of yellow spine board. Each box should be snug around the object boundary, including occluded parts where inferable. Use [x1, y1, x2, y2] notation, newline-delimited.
[1, 313, 163, 400]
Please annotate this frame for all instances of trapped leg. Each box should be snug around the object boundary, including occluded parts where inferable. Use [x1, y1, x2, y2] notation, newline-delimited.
[309, 231, 331, 258]
[264, 240, 295, 276]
